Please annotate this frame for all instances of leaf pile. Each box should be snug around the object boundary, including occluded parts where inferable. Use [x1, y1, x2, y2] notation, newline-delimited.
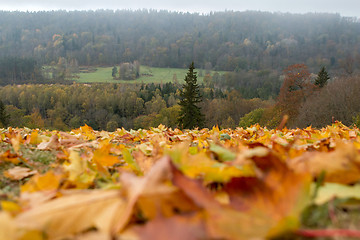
[0, 123, 360, 239]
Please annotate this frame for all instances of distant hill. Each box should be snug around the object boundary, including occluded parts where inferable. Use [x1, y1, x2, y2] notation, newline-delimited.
[0, 10, 359, 73]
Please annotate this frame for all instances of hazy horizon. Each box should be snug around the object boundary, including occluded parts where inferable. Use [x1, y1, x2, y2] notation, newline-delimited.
[0, 0, 359, 18]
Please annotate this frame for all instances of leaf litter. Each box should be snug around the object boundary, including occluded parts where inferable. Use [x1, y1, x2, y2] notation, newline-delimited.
[0, 122, 359, 239]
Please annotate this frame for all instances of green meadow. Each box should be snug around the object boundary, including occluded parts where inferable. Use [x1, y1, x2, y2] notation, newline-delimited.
[71, 66, 226, 84]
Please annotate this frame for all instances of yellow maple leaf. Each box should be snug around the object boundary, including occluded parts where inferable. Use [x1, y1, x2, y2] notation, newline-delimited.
[21, 170, 63, 193]
[92, 142, 120, 167]
[63, 151, 96, 188]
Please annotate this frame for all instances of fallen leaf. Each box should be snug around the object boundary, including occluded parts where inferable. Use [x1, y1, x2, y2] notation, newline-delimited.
[134, 213, 207, 240]
[4, 166, 38, 180]
[37, 134, 60, 150]
[74, 231, 112, 240]
[16, 189, 126, 239]
[0, 211, 16, 240]
[0, 150, 21, 164]
[113, 156, 172, 233]
[63, 150, 96, 188]
[21, 170, 63, 193]
[289, 141, 360, 184]
[92, 142, 120, 167]
[122, 148, 142, 175]
[314, 183, 360, 205]
[209, 143, 237, 162]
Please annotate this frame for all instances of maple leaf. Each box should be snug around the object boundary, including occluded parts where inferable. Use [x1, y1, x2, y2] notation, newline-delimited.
[289, 141, 360, 184]
[63, 150, 97, 188]
[170, 149, 311, 239]
[121, 148, 142, 175]
[170, 144, 255, 183]
[21, 170, 64, 193]
[29, 130, 42, 145]
[113, 156, 174, 233]
[0, 150, 20, 164]
[133, 212, 207, 240]
[78, 124, 97, 141]
[92, 142, 120, 167]
[16, 189, 126, 239]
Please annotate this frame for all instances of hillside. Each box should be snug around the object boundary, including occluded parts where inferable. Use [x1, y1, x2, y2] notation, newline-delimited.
[0, 10, 359, 73]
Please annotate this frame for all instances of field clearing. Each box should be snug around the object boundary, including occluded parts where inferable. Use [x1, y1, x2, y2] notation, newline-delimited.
[72, 65, 227, 84]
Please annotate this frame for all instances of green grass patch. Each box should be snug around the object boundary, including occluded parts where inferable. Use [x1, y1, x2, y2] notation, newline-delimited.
[72, 66, 227, 84]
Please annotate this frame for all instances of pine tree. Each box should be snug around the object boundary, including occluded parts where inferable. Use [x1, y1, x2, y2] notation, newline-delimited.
[315, 66, 330, 88]
[0, 100, 9, 128]
[178, 62, 205, 129]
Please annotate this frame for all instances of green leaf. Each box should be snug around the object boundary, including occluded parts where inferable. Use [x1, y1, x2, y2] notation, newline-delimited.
[314, 183, 360, 205]
[209, 144, 236, 162]
[122, 149, 142, 175]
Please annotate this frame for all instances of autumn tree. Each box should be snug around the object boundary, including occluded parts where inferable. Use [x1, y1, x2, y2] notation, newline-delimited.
[277, 64, 314, 126]
[178, 62, 204, 129]
[315, 66, 330, 88]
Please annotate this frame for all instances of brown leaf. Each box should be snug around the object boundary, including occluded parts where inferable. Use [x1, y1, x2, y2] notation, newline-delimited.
[171, 154, 311, 239]
[289, 141, 360, 184]
[113, 156, 172, 233]
[134, 213, 207, 240]
[171, 162, 272, 239]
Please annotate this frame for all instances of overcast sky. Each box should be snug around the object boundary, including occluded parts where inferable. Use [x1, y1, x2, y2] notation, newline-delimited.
[0, 0, 359, 18]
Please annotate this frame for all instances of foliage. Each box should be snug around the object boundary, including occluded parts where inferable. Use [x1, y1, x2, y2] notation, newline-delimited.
[111, 66, 118, 78]
[296, 75, 360, 128]
[0, 57, 52, 85]
[0, 10, 360, 74]
[277, 64, 315, 127]
[354, 113, 360, 127]
[118, 61, 140, 80]
[315, 66, 330, 88]
[178, 62, 205, 129]
[239, 108, 265, 128]
[0, 122, 360, 239]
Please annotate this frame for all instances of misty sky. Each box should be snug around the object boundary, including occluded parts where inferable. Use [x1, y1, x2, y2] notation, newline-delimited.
[0, 0, 359, 18]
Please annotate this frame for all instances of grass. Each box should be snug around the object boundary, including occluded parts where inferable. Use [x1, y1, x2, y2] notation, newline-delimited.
[0, 143, 56, 199]
[71, 65, 227, 84]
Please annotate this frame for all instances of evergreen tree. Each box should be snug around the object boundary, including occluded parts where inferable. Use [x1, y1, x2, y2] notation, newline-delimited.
[178, 62, 205, 129]
[315, 66, 330, 88]
[0, 100, 9, 127]
[112, 66, 118, 78]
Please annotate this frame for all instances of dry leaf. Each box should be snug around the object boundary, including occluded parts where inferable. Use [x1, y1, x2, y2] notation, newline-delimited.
[16, 189, 126, 239]
[4, 167, 38, 180]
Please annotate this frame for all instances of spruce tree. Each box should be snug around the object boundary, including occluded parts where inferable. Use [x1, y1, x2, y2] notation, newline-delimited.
[0, 100, 9, 128]
[315, 66, 330, 88]
[178, 62, 205, 129]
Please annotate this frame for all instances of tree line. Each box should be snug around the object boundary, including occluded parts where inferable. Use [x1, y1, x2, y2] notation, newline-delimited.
[0, 10, 359, 74]
[0, 82, 268, 130]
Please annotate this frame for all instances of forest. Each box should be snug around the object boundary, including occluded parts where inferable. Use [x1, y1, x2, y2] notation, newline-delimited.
[0, 10, 360, 130]
[0, 10, 359, 72]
